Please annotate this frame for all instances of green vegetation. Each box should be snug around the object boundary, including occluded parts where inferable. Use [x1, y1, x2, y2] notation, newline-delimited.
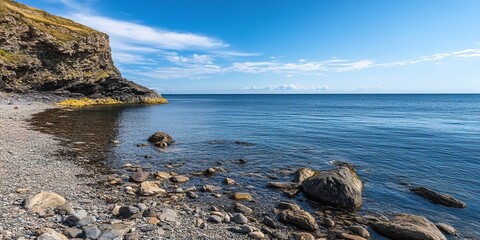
[0, 48, 26, 62]
[0, 0, 98, 42]
[58, 97, 168, 107]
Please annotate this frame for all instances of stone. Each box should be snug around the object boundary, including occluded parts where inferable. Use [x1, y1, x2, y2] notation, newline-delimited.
[231, 192, 253, 201]
[130, 172, 149, 183]
[148, 132, 174, 145]
[224, 178, 236, 185]
[248, 231, 265, 239]
[170, 175, 190, 183]
[83, 226, 101, 239]
[266, 182, 299, 189]
[337, 232, 366, 240]
[371, 214, 446, 240]
[202, 185, 217, 192]
[323, 218, 335, 227]
[277, 201, 301, 211]
[293, 168, 316, 184]
[410, 187, 466, 208]
[154, 171, 171, 179]
[302, 167, 363, 209]
[78, 216, 96, 226]
[138, 181, 166, 196]
[263, 216, 278, 229]
[24, 192, 66, 213]
[208, 215, 223, 223]
[37, 228, 67, 240]
[234, 202, 253, 214]
[233, 213, 249, 224]
[158, 208, 177, 222]
[64, 227, 83, 238]
[435, 223, 456, 235]
[349, 226, 370, 238]
[118, 206, 140, 219]
[279, 209, 319, 231]
[293, 232, 316, 240]
[195, 218, 206, 228]
[147, 217, 160, 225]
[205, 168, 216, 175]
[187, 192, 198, 199]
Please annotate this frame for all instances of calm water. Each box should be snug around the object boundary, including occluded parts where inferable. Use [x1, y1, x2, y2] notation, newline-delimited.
[34, 94, 480, 237]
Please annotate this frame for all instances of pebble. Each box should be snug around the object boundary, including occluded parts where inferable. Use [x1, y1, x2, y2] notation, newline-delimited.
[231, 192, 253, 201]
[208, 215, 223, 223]
[248, 231, 265, 239]
[233, 213, 249, 224]
[83, 226, 101, 239]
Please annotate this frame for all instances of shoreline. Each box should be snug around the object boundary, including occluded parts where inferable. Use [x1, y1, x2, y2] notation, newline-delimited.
[0, 93, 465, 240]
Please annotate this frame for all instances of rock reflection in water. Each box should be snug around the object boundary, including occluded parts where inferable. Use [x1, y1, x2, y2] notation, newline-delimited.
[30, 106, 127, 166]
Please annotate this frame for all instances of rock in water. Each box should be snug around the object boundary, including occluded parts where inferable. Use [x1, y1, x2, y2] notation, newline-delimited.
[293, 168, 315, 184]
[230, 192, 253, 201]
[0, 0, 160, 102]
[435, 223, 456, 235]
[279, 209, 318, 231]
[148, 132, 174, 146]
[129, 172, 149, 183]
[410, 187, 466, 208]
[24, 192, 66, 213]
[301, 167, 363, 209]
[371, 214, 446, 240]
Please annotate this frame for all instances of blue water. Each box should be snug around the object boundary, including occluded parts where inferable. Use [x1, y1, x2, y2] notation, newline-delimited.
[88, 94, 480, 237]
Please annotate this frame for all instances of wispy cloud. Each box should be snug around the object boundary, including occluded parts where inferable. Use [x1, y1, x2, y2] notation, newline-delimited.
[244, 84, 331, 91]
[70, 14, 226, 50]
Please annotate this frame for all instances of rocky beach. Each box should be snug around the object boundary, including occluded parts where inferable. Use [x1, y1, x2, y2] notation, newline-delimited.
[0, 93, 467, 239]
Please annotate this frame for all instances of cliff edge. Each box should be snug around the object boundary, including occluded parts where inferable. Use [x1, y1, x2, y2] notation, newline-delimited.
[0, 0, 160, 102]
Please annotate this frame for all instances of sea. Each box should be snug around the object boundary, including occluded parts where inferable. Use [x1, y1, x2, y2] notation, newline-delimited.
[32, 94, 480, 238]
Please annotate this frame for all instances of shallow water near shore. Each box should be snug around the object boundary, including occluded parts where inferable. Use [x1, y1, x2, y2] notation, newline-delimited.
[32, 94, 480, 238]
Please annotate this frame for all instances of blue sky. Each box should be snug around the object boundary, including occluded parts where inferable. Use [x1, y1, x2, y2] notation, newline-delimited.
[18, 0, 480, 93]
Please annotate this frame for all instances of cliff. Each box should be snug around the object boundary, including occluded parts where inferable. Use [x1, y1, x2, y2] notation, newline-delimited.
[0, 0, 161, 102]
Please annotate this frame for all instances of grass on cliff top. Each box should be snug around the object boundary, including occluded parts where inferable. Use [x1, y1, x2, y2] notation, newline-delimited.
[58, 97, 168, 107]
[0, 0, 98, 41]
[0, 48, 27, 62]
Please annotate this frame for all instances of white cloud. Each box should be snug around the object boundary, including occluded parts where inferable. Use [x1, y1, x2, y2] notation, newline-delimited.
[166, 53, 213, 65]
[244, 84, 330, 91]
[70, 14, 226, 50]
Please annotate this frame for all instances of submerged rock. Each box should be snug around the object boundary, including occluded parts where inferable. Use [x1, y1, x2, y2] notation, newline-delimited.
[435, 223, 456, 235]
[410, 187, 466, 208]
[266, 182, 299, 189]
[371, 214, 446, 240]
[301, 167, 363, 209]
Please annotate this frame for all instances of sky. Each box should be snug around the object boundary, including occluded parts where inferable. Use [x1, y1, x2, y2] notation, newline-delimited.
[17, 0, 480, 94]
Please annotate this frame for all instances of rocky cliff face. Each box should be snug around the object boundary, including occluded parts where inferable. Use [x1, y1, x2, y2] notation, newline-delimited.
[0, 0, 159, 102]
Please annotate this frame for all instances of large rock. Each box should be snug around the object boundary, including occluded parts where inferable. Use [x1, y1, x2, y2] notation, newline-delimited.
[301, 167, 363, 209]
[36, 228, 68, 240]
[371, 214, 446, 240]
[279, 209, 318, 231]
[410, 187, 466, 208]
[293, 168, 315, 184]
[147, 132, 174, 146]
[0, 0, 161, 102]
[24, 192, 66, 213]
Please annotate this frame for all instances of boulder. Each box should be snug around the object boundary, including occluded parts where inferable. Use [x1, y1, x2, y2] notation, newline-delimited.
[24, 192, 66, 213]
[410, 187, 466, 208]
[371, 214, 446, 240]
[279, 209, 318, 231]
[293, 168, 315, 184]
[301, 167, 363, 209]
[36, 228, 68, 240]
[148, 132, 174, 146]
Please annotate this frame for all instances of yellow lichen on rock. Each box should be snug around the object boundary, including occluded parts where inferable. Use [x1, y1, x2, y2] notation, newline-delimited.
[141, 97, 169, 104]
[57, 98, 122, 107]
